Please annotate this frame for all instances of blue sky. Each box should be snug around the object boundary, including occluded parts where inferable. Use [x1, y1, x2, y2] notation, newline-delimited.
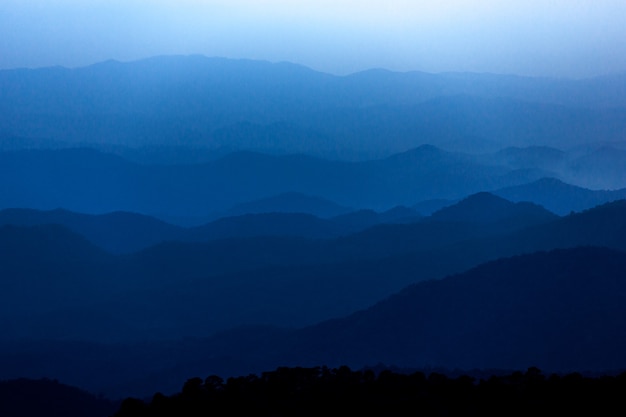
[1, 0, 626, 77]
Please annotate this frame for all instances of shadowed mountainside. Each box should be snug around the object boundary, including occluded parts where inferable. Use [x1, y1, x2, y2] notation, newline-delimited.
[429, 192, 557, 226]
[0, 199, 625, 348]
[148, 246, 626, 391]
[3, 246, 626, 398]
[280, 247, 626, 371]
[0, 208, 184, 254]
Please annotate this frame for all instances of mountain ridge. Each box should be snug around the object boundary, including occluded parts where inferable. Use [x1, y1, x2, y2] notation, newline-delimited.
[3, 55, 626, 157]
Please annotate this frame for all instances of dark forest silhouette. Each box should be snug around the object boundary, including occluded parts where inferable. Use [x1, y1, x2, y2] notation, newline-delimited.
[114, 366, 626, 417]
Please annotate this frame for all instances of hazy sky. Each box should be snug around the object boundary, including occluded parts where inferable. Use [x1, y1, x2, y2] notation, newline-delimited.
[1, 0, 626, 78]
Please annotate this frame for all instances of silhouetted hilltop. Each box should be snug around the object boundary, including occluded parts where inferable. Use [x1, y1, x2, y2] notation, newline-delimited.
[430, 192, 557, 225]
[0, 208, 184, 254]
[517, 199, 626, 251]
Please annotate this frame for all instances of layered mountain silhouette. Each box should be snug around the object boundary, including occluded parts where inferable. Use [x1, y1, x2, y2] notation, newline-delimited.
[429, 192, 557, 227]
[2, 56, 626, 405]
[2, 56, 626, 157]
[495, 177, 626, 215]
[3, 246, 625, 398]
[0, 208, 183, 254]
[0, 206, 421, 254]
[1, 198, 625, 349]
[277, 246, 626, 372]
[3, 146, 624, 220]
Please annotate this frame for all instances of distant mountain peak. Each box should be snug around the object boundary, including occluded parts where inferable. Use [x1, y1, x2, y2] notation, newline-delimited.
[431, 192, 555, 223]
[432, 192, 512, 217]
[462, 191, 506, 202]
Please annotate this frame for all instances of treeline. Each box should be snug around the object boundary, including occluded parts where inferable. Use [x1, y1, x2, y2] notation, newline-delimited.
[114, 366, 626, 416]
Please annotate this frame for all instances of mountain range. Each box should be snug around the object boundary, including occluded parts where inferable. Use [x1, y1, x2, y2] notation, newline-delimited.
[1, 56, 626, 407]
[2, 56, 626, 158]
[1, 145, 625, 222]
[1, 194, 626, 397]
[3, 244, 625, 398]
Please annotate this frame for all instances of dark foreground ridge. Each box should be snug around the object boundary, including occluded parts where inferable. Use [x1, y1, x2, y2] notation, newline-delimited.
[0, 378, 118, 417]
[114, 366, 626, 417]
